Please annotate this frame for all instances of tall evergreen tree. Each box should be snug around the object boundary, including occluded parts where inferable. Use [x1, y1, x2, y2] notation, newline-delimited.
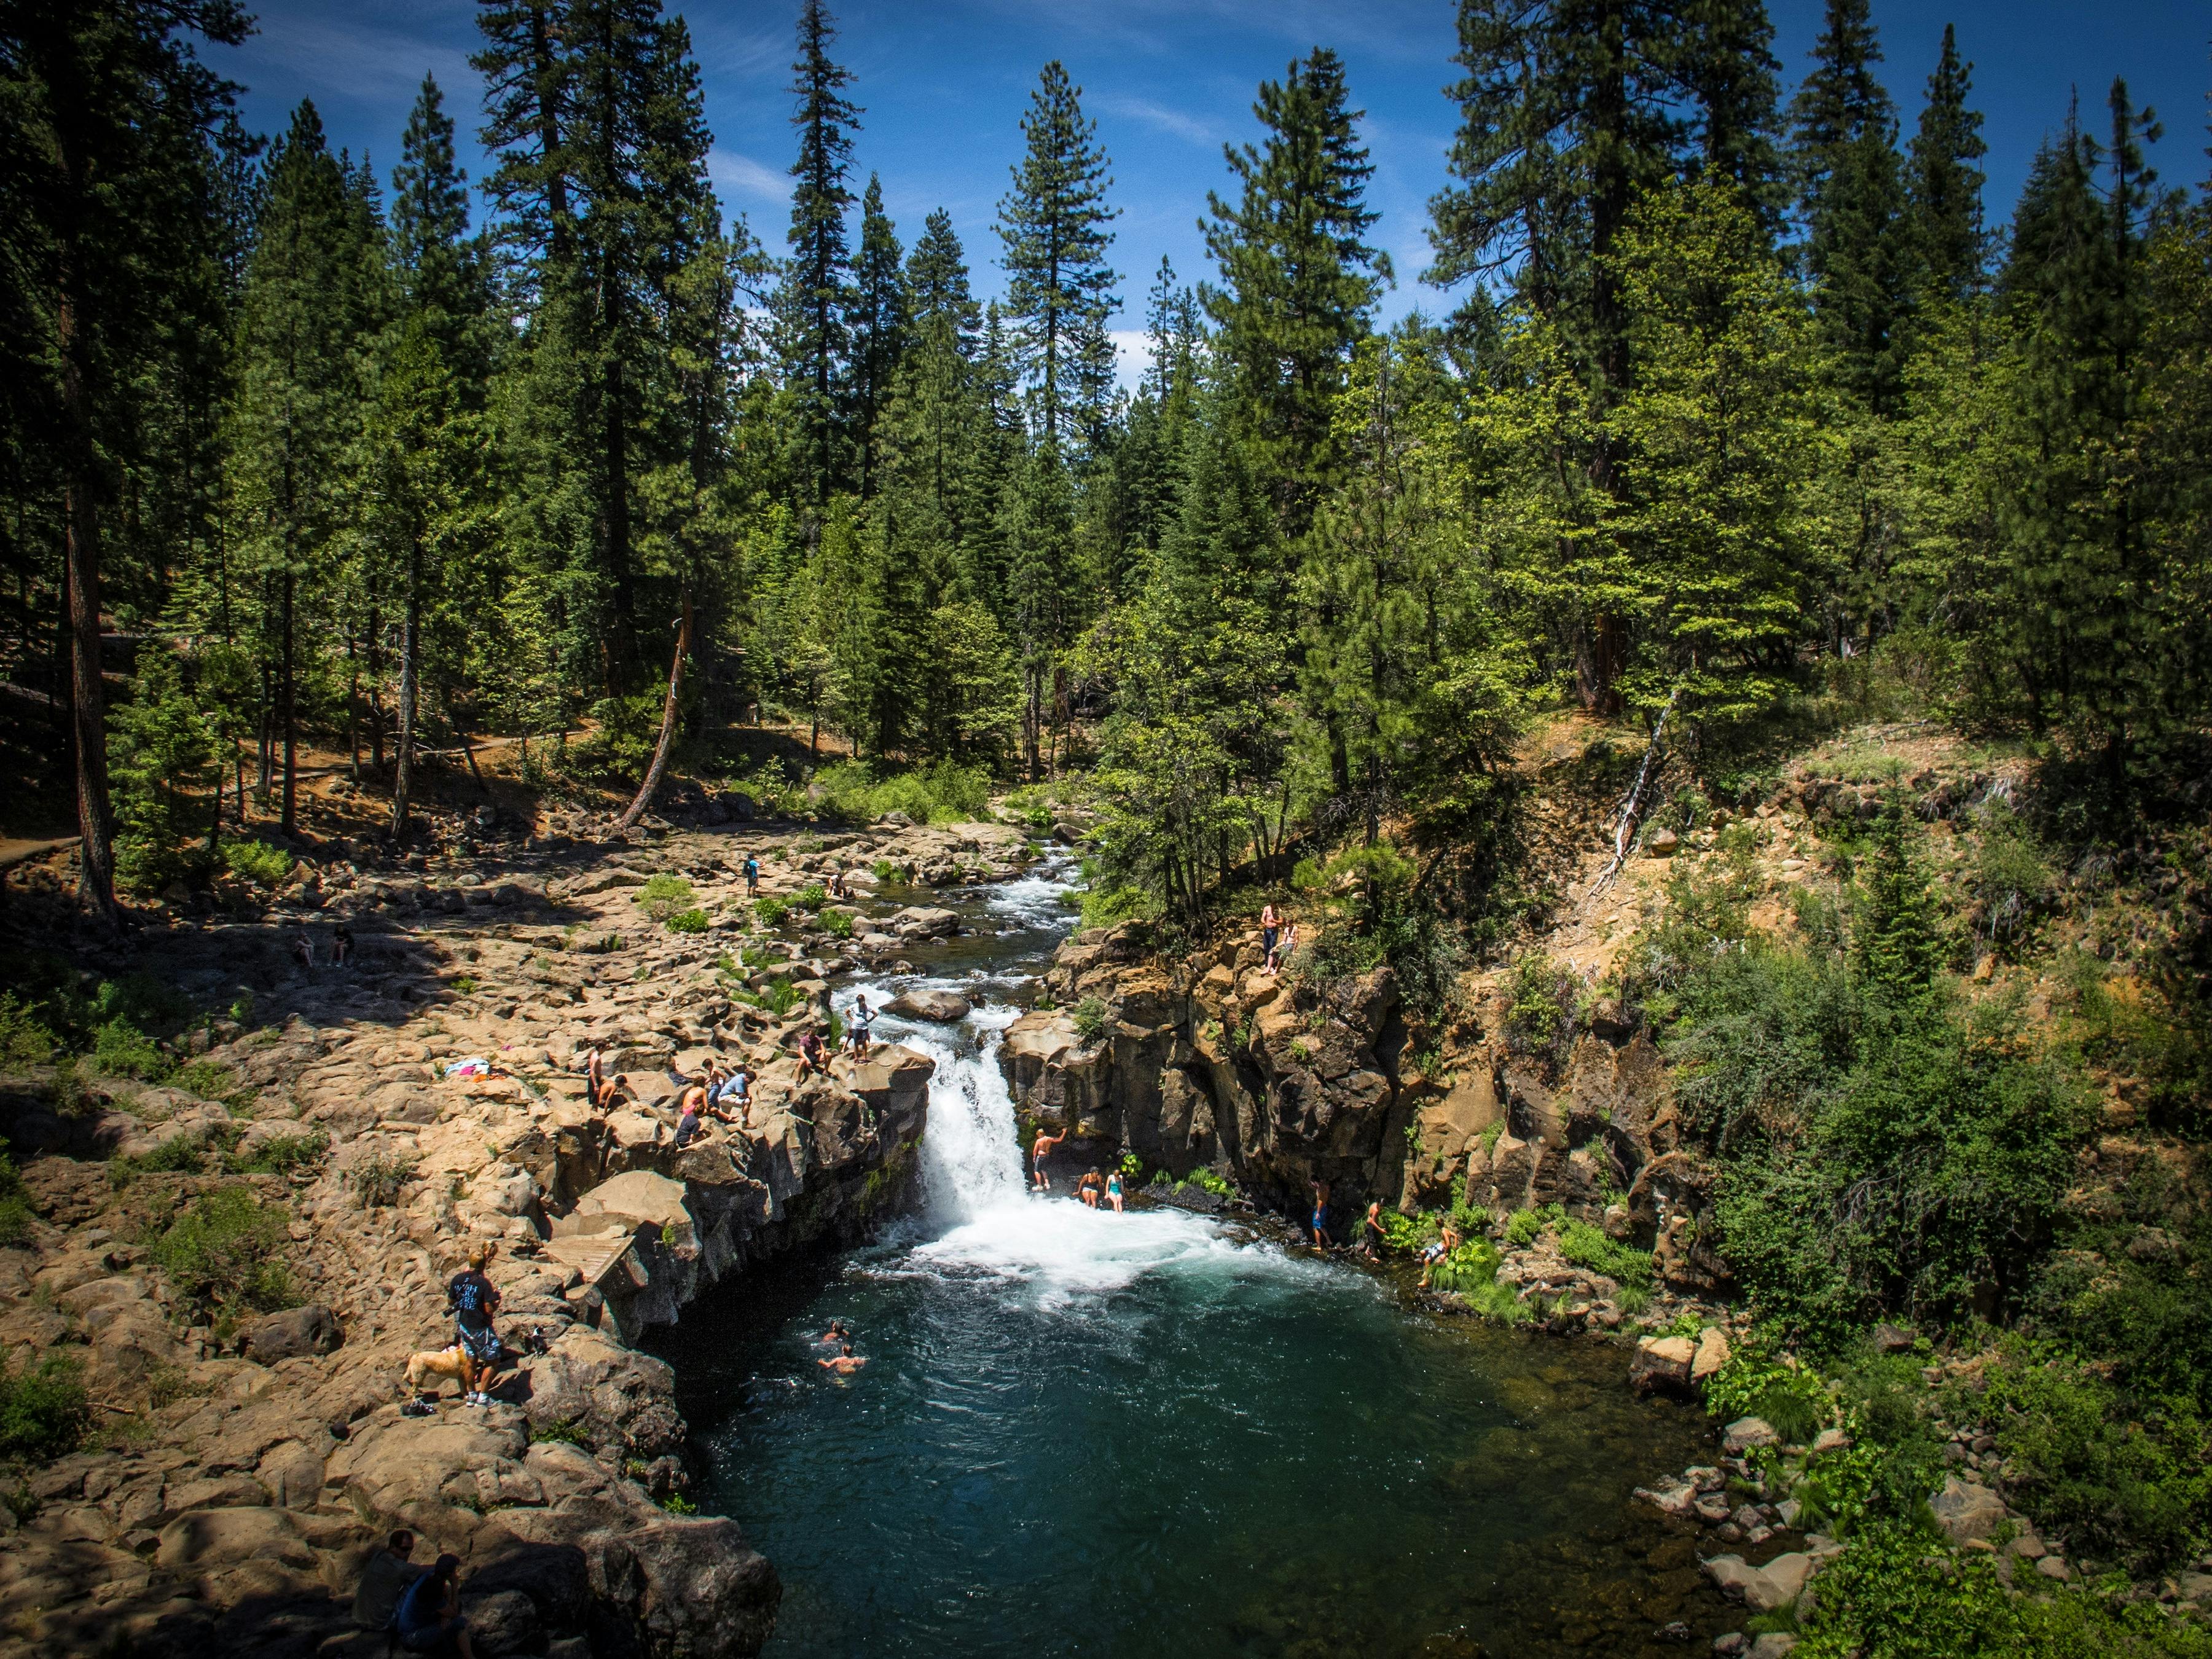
[1789, 0, 1912, 409]
[997, 60, 1118, 454]
[1204, 47, 1389, 538]
[390, 75, 490, 381]
[1905, 23, 1987, 304]
[847, 173, 905, 498]
[775, 0, 860, 505]
[0, 0, 249, 920]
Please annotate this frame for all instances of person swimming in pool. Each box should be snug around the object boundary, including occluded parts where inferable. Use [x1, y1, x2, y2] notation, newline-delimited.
[818, 1342, 866, 1376]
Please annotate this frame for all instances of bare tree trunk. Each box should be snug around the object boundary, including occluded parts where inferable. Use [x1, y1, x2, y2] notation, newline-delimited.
[65, 476, 114, 924]
[613, 593, 691, 835]
[390, 539, 421, 839]
[280, 568, 297, 834]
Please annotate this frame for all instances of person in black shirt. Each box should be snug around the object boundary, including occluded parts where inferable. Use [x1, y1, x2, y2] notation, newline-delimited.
[446, 1244, 502, 1408]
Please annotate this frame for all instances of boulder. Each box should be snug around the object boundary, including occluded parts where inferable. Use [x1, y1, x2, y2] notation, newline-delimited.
[1749, 1636, 1799, 1659]
[1630, 1335, 1696, 1394]
[1702, 1551, 1813, 1614]
[1645, 826, 1680, 857]
[1691, 1325, 1732, 1384]
[885, 988, 971, 1024]
[1722, 1416, 1780, 1456]
[155, 1507, 308, 1573]
[521, 1326, 686, 1464]
[1631, 1477, 1699, 1516]
[1929, 1476, 2009, 1544]
[244, 1303, 341, 1364]
[568, 1170, 693, 1246]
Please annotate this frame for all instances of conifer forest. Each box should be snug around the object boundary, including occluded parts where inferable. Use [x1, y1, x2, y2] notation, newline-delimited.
[6, 1, 2212, 1652]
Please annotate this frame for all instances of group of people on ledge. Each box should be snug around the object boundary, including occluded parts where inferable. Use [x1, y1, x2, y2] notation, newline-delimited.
[1027, 1126, 1127, 1212]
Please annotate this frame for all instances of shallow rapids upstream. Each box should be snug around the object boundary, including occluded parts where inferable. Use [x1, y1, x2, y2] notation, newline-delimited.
[653, 865, 1728, 1658]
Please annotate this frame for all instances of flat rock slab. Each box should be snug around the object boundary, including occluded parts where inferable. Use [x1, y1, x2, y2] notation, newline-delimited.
[886, 989, 971, 1022]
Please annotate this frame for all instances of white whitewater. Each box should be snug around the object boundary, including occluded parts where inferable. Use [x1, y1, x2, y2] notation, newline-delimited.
[833, 866, 1321, 1313]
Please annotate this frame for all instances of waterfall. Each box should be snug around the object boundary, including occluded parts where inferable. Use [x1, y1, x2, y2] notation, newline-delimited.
[901, 1008, 1028, 1222]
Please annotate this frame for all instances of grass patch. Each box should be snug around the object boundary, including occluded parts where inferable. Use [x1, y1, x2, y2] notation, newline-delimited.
[110, 1133, 206, 1185]
[0, 1354, 89, 1462]
[221, 838, 295, 888]
[1072, 996, 1111, 1045]
[347, 1147, 418, 1208]
[666, 908, 710, 935]
[226, 1129, 329, 1177]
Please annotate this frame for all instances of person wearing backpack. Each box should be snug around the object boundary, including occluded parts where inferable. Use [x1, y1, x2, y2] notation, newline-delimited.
[445, 1245, 503, 1408]
[393, 1552, 475, 1657]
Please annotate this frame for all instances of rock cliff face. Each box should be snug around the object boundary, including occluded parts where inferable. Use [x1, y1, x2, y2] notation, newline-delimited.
[0, 818, 1026, 1659]
[1001, 924, 1727, 1287]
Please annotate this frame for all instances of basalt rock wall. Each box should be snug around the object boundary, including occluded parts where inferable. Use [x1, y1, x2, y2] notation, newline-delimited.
[1001, 925, 1730, 1290]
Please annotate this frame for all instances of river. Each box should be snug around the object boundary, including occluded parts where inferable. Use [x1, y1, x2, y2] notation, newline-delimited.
[653, 863, 1728, 1658]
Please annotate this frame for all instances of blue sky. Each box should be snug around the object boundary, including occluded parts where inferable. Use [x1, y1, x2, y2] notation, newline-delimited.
[229, 0, 2209, 372]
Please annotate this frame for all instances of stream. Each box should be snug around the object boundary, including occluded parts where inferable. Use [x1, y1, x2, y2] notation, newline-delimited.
[654, 864, 1728, 1658]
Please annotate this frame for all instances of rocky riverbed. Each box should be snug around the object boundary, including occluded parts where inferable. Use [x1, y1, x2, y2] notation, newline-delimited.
[0, 814, 1033, 1658]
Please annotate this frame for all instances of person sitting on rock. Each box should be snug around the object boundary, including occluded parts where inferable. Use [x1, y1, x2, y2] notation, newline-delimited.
[1078, 1169, 1104, 1208]
[794, 1028, 827, 1082]
[331, 924, 355, 967]
[445, 1244, 503, 1408]
[711, 1062, 751, 1120]
[292, 933, 315, 971]
[673, 1084, 706, 1150]
[393, 1552, 476, 1658]
[352, 1529, 417, 1633]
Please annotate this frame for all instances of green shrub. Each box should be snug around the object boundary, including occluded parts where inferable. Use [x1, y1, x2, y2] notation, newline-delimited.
[0, 994, 58, 1069]
[1502, 954, 1581, 1068]
[227, 1129, 329, 1177]
[1460, 1277, 1532, 1322]
[530, 1418, 592, 1448]
[151, 1185, 296, 1328]
[810, 758, 992, 825]
[666, 908, 710, 935]
[1505, 1205, 1557, 1249]
[562, 692, 662, 785]
[871, 859, 904, 883]
[791, 882, 827, 909]
[1078, 884, 1151, 931]
[172, 1059, 251, 1108]
[1705, 1339, 1831, 1448]
[1071, 996, 1111, 1045]
[1614, 1282, 1652, 1315]
[90, 1016, 174, 1083]
[761, 979, 803, 1018]
[635, 873, 696, 922]
[348, 1148, 418, 1209]
[1429, 1240, 1504, 1293]
[111, 1133, 205, 1185]
[1555, 1216, 1655, 1287]
[821, 908, 855, 939]
[222, 839, 296, 889]
[1182, 1167, 1233, 1198]
[754, 896, 791, 928]
[0, 1354, 89, 1462]
[0, 1140, 32, 1247]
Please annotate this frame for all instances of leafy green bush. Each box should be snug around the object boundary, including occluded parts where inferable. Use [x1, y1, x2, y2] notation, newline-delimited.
[172, 1059, 251, 1109]
[1182, 1167, 1233, 1198]
[90, 1017, 173, 1082]
[562, 692, 663, 785]
[1078, 884, 1151, 931]
[791, 882, 827, 909]
[0, 994, 58, 1069]
[871, 859, 904, 883]
[0, 1355, 89, 1462]
[821, 908, 855, 939]
[348, 1148, 418, 1209]
[1459, 1277, 1532, 1322]
[1704, 1339, 1831, 1447]
[1071, 996, 1111, 1044]
[1503, 954, 1581, 1066]
[0, 1140, 32, 1247]
[635, 873, 696, 921]
[754, 895, 791, 928]
[222, 839, 296, 889]
[1505, 1205, 1556, 1249]
[666, 908, 710, 935]
[761, 979, 803, 1018]
[810, 759, 993, 825]
[1555, 1215, 1655, 1287]
[1429, 1239, 1504, 1293]
[151, 1186, 296, 1328]
[227, 1129, 329, 1177]
[111, 1134, 205, 1185]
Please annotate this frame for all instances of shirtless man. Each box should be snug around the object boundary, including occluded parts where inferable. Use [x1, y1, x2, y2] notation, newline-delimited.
[818, 1342, 866, 1376]
[1030, 1126, 1067, 1191]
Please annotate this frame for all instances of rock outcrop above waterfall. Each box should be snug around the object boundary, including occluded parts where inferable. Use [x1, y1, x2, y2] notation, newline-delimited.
[1002, 922, 1720, 1277]
[0, 817, 1026, 1657]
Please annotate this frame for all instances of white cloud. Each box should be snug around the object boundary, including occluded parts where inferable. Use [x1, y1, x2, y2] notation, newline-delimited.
[241, 11, 474, 106]
[1108, 328, 1150, 393]
[710, 149, 788, 203]
[1092, 92, 1220, 148]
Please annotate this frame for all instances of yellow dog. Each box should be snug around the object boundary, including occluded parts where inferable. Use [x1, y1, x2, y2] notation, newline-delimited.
[403, 1345, 472, 1395]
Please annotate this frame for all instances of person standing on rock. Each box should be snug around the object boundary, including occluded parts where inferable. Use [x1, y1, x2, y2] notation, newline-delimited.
[1260, 901, 1281, 964]
[1030, 1125, 1067, 1190]
[847, 995, 874, 1058]
[446, 1244, 503, 1408]
[1308, 1178, 1332, 1246]
[744, 853, 760, 898]
[1362, 1200, 1387, 1260]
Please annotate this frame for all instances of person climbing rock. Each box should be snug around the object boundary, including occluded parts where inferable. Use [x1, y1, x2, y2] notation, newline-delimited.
[446, 1244, 502, 1407]
[1030, 1125, 1067, 1190]
[1308, 1178, 1332, 1246]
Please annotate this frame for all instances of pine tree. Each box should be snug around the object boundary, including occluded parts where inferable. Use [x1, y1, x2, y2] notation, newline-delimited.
[848, 174, 906, 498]
[1905, 23, 1987, 304]
[997, 60, 1118, 454]
[1, 0, 249, 921]
[776, 0, 860, 504]
[1204, 47, 1389, 537]
[390, 75, 490, 382]
[228, 101, 386, 836]
[1789, 0, 1912, 410]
